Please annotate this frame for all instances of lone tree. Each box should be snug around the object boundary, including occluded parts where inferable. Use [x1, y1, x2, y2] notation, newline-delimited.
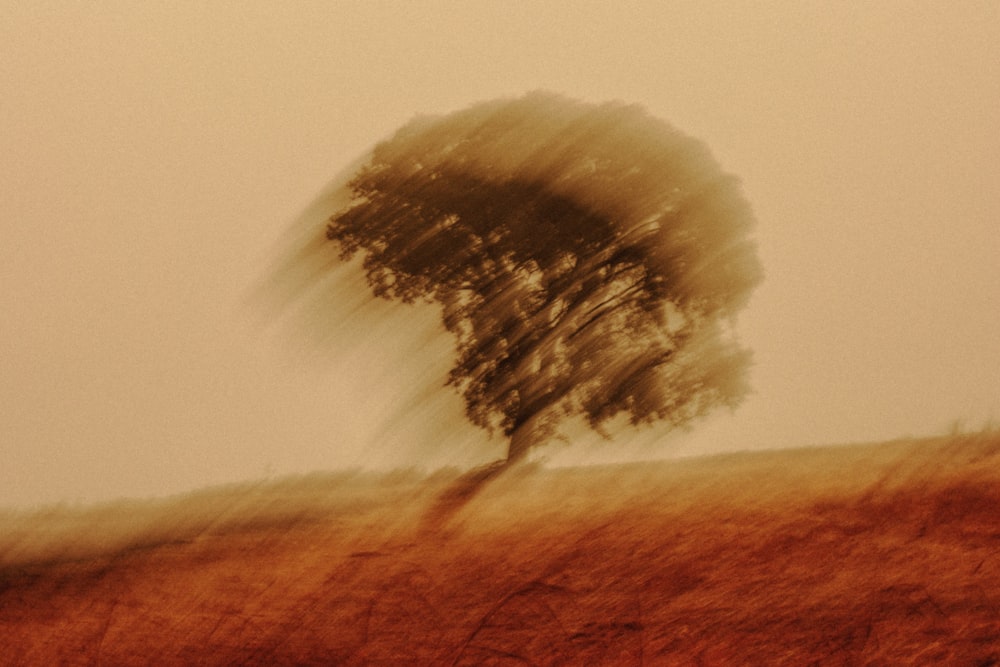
[326, 92, 762, 462]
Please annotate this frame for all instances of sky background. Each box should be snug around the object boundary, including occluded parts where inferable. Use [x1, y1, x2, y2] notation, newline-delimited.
[2, 1, 998, 508]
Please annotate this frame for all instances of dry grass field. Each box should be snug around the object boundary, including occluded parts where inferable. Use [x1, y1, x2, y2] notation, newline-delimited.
[2, 432, 999, 665]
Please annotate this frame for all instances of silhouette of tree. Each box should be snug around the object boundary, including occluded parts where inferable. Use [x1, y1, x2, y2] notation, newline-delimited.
[327, 92, 762, 461]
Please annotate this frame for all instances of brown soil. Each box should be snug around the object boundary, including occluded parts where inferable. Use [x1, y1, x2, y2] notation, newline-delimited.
[2, 433, 999, 665]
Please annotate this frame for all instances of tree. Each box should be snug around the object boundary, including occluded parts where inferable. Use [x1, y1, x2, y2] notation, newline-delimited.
[326, 92, 762, 462]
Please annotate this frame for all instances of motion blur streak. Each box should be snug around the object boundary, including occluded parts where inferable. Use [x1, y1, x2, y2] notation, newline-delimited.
[262, 92, 762, 464]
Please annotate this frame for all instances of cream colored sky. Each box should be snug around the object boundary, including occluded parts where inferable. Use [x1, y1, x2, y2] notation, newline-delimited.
[2, 2, 998, 507]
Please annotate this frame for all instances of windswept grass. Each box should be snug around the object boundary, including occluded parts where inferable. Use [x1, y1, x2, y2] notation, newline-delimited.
[2, 433, 999, 664]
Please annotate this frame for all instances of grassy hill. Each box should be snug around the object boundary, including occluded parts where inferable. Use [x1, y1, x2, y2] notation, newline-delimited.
[2, 432, 999, 665]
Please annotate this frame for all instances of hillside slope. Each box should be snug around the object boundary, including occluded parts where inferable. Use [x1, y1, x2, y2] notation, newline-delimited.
[2, 433, 999, 665]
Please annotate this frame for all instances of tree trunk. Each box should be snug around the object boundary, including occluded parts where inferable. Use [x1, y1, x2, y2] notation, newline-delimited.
[506, 422, 538, 463]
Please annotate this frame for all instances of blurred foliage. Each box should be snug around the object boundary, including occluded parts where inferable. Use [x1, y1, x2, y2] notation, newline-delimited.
[328, 92, 762, 458]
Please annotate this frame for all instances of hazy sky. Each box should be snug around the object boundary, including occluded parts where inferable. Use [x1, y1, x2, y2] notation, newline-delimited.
[2, 2, 998, 507]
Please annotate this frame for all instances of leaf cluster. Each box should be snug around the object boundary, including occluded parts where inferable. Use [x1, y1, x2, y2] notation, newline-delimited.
[328, 93, 762, 456]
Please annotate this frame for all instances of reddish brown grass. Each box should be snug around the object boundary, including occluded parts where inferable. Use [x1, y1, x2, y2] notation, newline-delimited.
[2, 433, 999, 665]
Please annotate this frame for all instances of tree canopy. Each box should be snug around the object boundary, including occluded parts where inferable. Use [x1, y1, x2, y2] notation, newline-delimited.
[326, 92, 763, 460]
